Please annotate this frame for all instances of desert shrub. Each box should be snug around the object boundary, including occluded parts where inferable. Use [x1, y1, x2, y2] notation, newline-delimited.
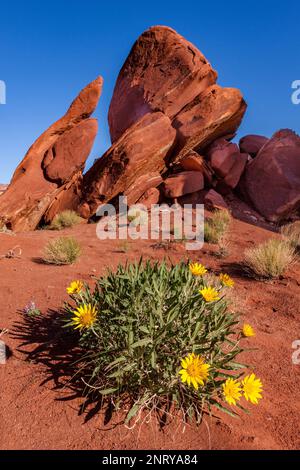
[62, 260, 263, 425]
[43, 236, 81, 265]
[204, 210, 231, 244]
[244, 238, 295, 279]
[281, 221, 300, 252]
[49, 210, 82, 230]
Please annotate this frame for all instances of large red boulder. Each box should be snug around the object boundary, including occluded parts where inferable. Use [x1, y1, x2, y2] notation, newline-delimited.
[204, 189, 228, 211]
[108, 26, 217, 143]
[79, 112, 176, 218]
[206, 138, 248, 191]
[162, 171, 204, 199]
[124, 173, 163, 206]
[172, 85, 246, 161]
[240, 129, 300, 221]
[0, 77, 103, 231]
[177, 150, 213, 184]
[108, 25, 246, 189]
[239, 134, 268, 157]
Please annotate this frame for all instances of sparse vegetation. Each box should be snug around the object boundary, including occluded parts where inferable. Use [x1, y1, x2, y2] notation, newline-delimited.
[244, 238, 295, 279]
[118, 240, 130, 253]
[214, 236, 231, 258]
[23, 301, 41, 317]
[0, 223, 14, 235]
[43, 236, 81, 265]
[204, 210, 231, 244]
[281, 221, 300, 252]
[49, 210, 82, 231]
[60, 260, 263, 425]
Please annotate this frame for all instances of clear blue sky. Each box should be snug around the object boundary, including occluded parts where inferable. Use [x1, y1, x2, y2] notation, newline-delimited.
[0, 0, 299, 183]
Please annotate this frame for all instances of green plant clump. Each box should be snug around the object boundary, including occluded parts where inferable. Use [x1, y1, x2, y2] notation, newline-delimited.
[63, 260, 253, 424]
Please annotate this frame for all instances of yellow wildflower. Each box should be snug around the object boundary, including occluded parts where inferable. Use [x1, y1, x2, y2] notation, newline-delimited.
[222, 378, 242, 406]
[242, 373, 263, 404]
[179, 353, 210, 390]
[242, 323, 255, 337]
[219, 273, 234, 288]
[67, 280, 83, 295]
[189, 262, 207, 276]
[71, 303, 97, 331]
[199, 286, 220, 302]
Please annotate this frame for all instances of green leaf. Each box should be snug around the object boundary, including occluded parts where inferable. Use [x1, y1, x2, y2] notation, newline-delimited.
[131, 338, 152, 348]
[99, 387, 118, 395]
[125, 403, 140, 424]
[212, 401, 239, 418]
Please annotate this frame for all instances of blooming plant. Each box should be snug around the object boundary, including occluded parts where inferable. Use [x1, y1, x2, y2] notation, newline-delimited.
[63, 260, 263, 424]
[23, 301, 41, 317]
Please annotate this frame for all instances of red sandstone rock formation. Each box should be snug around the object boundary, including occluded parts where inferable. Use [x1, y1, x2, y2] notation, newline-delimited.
[239, 134, 268, 157]
[240, 129, 300, 221]
[172, 85, 246, 162]
[108, 26, 218, 143]
[79, 112, 176, 218]
[0, 77, 103, 231]
[162, 171, 205, 199]
[204, 189, 229, 211]
[206, 138, 248, 191]
[0, 184, 7, 196]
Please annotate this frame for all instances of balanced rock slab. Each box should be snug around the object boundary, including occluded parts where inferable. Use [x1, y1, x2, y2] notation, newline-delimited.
[173, 85, 246, 161]
[108, 26, 217, 142]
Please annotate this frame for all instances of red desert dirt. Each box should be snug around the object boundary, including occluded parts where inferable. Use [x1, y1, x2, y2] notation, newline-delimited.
[1, 24, 300, 451]
[0, 218, 300, 450]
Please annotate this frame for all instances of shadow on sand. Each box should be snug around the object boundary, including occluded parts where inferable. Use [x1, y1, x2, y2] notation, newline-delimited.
[10, 310, 116, 425]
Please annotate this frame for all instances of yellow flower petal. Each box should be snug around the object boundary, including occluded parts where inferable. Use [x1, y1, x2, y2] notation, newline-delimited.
[219, 273, 234, 288]
[242, 323, 255, 337]
[179, 353, 210, 391]
[70, 303, 97, 331]
[189, 263, 207, 276]
[222, 378, 242, 406]
[67, 280, 84, 295]
[199, 286, 220, 302]
[242, 373, 263, 405]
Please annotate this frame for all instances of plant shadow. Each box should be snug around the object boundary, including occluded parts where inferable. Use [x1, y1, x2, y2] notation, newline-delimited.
[10, 310, 115, 425]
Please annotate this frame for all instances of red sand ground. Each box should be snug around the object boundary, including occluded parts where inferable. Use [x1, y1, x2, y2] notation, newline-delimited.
[0, 217, 300, 450]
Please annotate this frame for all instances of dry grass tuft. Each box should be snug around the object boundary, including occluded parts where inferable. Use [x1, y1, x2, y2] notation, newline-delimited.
[49, 210, 82, 231]
[204, 210, 231, 244]
[281, 221, 300, 252]
[244, 238, 295, 279]
[43, 236, 81, 265]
